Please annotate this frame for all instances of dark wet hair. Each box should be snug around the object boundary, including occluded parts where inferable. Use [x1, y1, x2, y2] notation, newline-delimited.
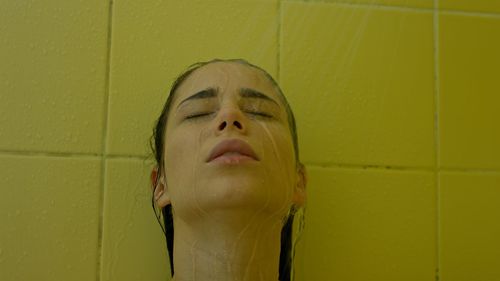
[150, 58, 303, 281]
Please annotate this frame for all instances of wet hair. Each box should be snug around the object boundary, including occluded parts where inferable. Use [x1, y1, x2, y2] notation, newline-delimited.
[150, 58, 303, 281]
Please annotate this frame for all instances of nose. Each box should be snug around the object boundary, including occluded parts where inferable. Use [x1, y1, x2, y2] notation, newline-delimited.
[216, 107, 246, 134]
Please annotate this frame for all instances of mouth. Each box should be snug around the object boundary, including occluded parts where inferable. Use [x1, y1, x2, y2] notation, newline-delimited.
[206, 139, 259, 163]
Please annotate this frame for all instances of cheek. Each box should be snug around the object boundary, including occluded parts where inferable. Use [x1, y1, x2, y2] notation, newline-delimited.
[164, 122, 206, 164]
[259, 123, 295, 165]
[162, 127, 205, 194]
[257, 122, 297, 197]
[164, 130, 185, 170]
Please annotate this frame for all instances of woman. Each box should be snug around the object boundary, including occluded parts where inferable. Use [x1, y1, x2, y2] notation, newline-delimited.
[150, 58, 307, 281]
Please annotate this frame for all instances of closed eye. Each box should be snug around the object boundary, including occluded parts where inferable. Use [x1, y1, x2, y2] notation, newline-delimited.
[246, 111, 273, 118]
[185, 112, 214, 120]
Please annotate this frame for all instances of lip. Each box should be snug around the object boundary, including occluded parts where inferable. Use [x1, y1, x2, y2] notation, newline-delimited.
[206, 139, 259, 163]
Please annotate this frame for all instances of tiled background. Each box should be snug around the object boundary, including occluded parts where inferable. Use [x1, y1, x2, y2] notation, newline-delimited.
[1, 0, 499, 281]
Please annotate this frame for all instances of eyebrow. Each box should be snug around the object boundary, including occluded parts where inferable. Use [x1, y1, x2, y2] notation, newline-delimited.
[239, 88, 279, 106]
[177, 87, 279, 108]
[177, 87, 218, 108]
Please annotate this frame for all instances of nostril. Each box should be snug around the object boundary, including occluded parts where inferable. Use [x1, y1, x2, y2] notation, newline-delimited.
[218, 121, 227, 131]
[233, 121, 242, 130]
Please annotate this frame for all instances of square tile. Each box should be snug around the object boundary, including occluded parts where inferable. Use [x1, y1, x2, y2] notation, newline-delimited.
[281, 2, 435, 167]
[101, 158, 170, 281]
[294, 166, 436, 281]
[0, 1, 109, 154]
[440, 172, 500, 281]
[0, 155, 101, 280]
[439, 14, 500, 169]
[107, 0, 279, 156]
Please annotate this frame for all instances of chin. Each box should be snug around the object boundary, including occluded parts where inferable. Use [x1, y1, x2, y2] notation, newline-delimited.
[196, 177, 268, 207]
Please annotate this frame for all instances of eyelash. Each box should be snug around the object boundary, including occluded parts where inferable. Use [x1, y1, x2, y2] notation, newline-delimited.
[246, 111, 273, 118]
[185, 112, 214, 120]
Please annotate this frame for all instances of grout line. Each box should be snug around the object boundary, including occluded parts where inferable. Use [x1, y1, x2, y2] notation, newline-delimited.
[304, 162, 436, 172]
[0, 150, 101, 159]
[305, 162, 500, 174]
[105, 154, 150, 160]
[440, 9, 500, 19]
[97, 0, 115, 280]
[438, 168, 500, 174]
[277, 0, 282, 83]
[0, 149, 154, 161]
[287, 0, 500, 18]
[1, 149, 497, 173]
[433, 1, 441, 279]
[290, 0, 435, 13]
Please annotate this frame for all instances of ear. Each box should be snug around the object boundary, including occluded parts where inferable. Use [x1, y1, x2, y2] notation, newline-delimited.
[292, 163, 307, 208]
[151, 167, 171, 208]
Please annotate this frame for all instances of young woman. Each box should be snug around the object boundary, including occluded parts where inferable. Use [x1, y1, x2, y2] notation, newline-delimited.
[150, 58, 307, 281]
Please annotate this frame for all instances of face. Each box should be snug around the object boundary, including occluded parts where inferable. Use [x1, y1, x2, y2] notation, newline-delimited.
[157, 62, 305, 223]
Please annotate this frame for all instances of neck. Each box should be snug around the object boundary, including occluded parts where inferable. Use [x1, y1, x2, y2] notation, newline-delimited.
[170, 210, 284, 281]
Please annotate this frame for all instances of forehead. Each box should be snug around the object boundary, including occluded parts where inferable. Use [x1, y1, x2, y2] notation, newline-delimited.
[173, 62, 281, 104]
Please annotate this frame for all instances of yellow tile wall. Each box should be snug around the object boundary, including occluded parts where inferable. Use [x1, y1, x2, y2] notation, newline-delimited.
[1, 1, 499, 281]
